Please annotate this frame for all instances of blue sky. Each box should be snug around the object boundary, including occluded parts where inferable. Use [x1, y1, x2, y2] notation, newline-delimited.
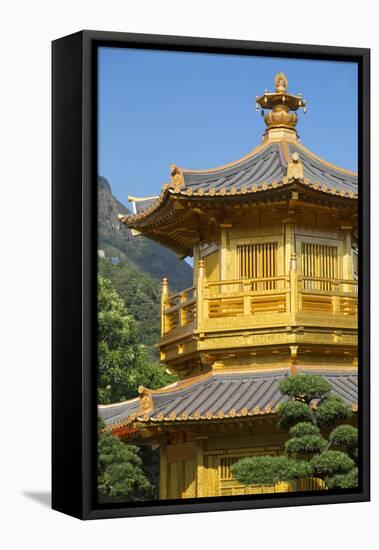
[98, 47, 357, 206]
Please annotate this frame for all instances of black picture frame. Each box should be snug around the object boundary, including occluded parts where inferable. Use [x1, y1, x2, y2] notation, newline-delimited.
[52, 30, 370, 520]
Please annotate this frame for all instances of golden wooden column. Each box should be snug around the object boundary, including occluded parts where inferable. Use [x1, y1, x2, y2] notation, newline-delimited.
[161, 277, 169, 336]
[195, 439, 206, 497]
[284, 221, 295, 275]
[196, 259, 207, 328]
[193, 242, 200, 286]
[159, 442, 168, 500]
[220, 227, 230, 281]
[290, 252, 299, 318]
[341, 225, 353, 291]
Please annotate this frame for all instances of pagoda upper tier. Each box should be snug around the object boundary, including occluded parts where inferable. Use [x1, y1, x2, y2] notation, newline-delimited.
[121, 74, 357, 258]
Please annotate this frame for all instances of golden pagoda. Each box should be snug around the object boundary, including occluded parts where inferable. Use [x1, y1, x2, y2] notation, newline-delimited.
[99, 73, 358, 499]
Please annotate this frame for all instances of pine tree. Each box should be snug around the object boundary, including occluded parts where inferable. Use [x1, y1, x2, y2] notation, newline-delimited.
[232, 374, 358, 490]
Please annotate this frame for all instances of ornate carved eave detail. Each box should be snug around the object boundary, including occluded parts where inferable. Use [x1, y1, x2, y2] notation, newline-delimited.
[138, 385, 154, 416]
[287, 152, 304, 179]
[170, 163, 185, 191]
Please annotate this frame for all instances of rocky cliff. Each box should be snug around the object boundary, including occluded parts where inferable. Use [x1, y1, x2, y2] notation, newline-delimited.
[97, 176, 193, 290]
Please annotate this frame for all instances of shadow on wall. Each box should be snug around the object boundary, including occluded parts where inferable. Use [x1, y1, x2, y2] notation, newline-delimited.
[22, 491, 51, 508]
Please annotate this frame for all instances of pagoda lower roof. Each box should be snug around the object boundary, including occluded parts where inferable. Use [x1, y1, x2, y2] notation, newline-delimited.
[125, 138, 357, 225]
[99, 369, 358, 431]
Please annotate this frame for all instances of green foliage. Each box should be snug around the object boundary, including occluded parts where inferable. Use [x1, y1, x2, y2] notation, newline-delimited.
[285, 434, 328, 454]
[329, 425, 358, 450]
[286, 422, 327, 455]
[98, 422, 154, 502]
[139, 446, 160, 500]
[310, 450, 355, 476]
[97, 178, 194, 502]
[288, 422, 320, 438]
[278, 400, 313, 429]
[315, 395, 352, 426]
[233, 374, 358, 491]
[279, 374, 331, 403]
[326, 468, 358, 490]
[99, 257, 161, 351]
[97, 275, 175, 404]
[97, 277, 176, 500]
[232, 455, 312, 486]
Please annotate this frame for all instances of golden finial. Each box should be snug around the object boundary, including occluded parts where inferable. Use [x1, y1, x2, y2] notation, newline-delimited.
[256, 73, 306, 135]
[274, 72, 288, 93]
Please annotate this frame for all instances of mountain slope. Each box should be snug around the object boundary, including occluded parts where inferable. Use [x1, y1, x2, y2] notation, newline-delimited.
[98, 176, 193, 290]
[97, 176, 193, 349]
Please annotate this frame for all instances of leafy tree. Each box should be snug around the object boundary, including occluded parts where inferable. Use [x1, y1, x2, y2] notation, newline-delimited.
[97, 275, 175, 404]
[98, 257, 161, 352]
[97, 276, 176, 500]
[97, 419, 154, 503]
[232, 374, 358, 490]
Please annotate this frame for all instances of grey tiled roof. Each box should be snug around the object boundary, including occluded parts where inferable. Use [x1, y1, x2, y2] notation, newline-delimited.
[99, 398, 140, 425]
[288, 144, 357, 194]
[133, 197, 159, 214]
[99, 370, 358, 428]
[182, 143, 286, 192]
[181, 143, 357, 195]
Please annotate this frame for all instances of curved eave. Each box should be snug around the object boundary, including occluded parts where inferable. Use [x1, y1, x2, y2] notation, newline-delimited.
[121, 139, 357, 231]
[99, 369, 358, 432]
[120, 175, 357, 226]
[105, 400, 359, 432]
[175, 176, 357, 200]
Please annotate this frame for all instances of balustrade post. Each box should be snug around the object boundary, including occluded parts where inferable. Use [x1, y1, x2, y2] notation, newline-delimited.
[161, 277, 169, 336]
[180, 291, 187, 326]
[197, 260, 207, 328]
[243, 281, 251, 315]
[290, 252, 299, 317]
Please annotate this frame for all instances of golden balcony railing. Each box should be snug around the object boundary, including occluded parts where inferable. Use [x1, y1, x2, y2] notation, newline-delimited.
[160, 260, 358, 338]
[299, 276, 358, 316]
[161, 280, 196, 335]
[204, 276, 289, 318]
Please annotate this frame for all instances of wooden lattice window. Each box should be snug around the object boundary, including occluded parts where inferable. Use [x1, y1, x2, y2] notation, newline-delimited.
[219, 456, 240, 480]
[220, 452, 277, 481]
[301, 243, 338, 290]
[237, 243, 278, 290]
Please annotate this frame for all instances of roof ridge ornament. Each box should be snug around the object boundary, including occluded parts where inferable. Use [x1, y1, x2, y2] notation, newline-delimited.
[138, 385, 154, 415]
[256, 72, 307, 137]
[287, 151, 304, 180]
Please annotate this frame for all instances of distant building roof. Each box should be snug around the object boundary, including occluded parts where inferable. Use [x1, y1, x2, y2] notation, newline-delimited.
[99, 369, 358, 431]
